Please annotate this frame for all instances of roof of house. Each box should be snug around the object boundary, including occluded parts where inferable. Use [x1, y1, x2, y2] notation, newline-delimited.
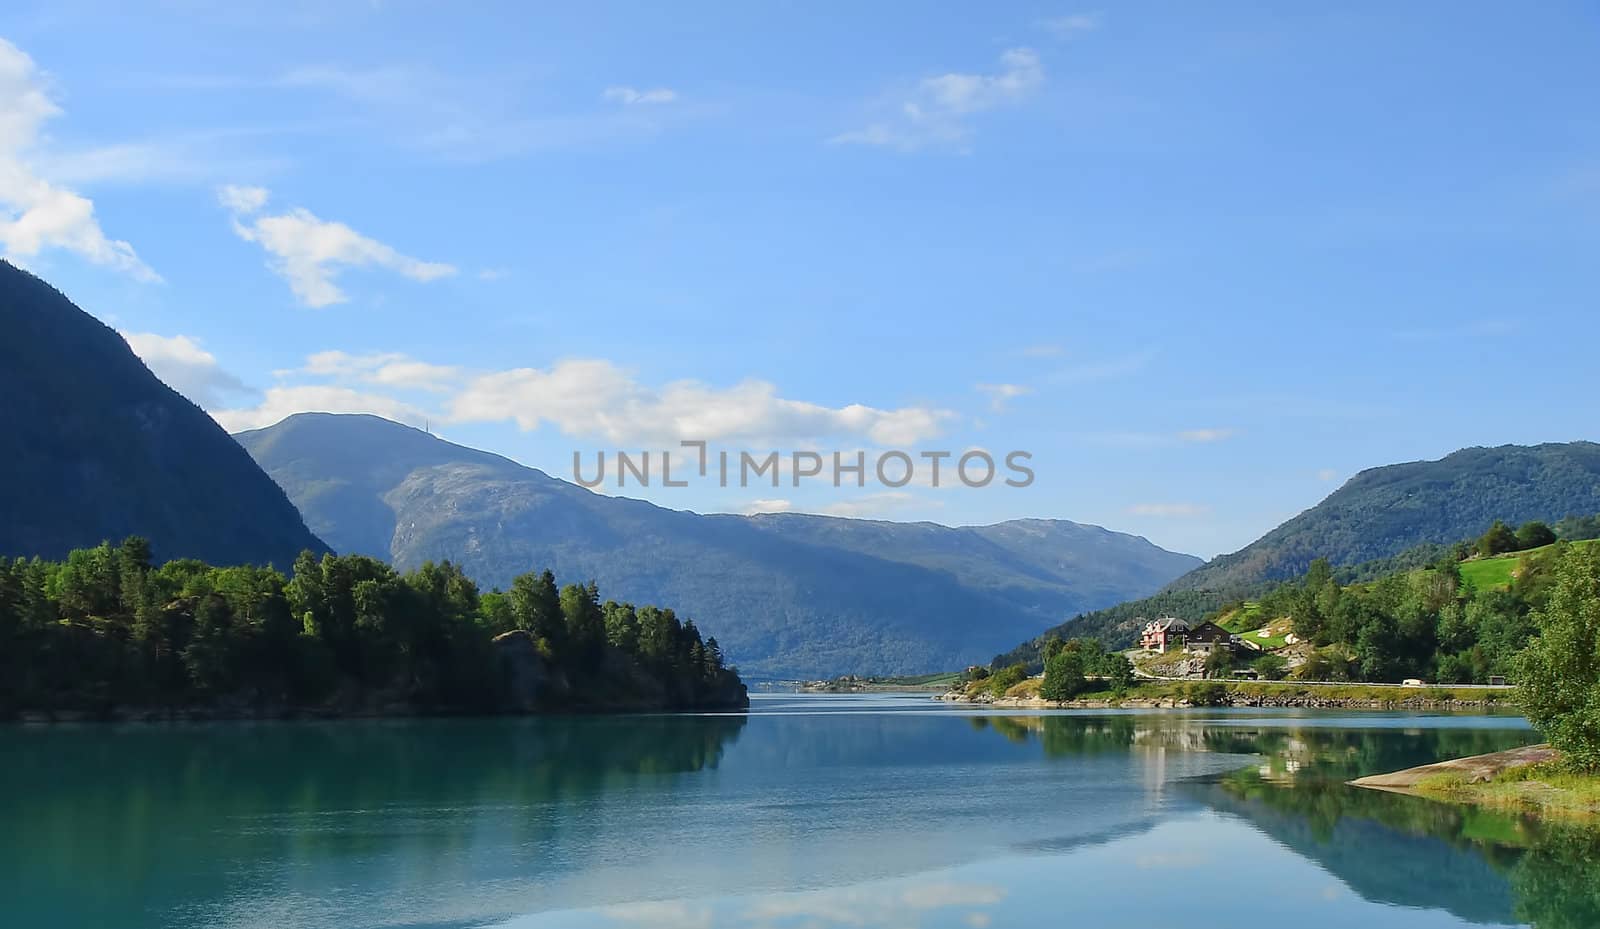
[1143, 617, 1191, 633]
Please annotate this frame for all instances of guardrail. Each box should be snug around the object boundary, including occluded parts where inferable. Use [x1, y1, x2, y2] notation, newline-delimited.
[1131, 667, 1512, 689]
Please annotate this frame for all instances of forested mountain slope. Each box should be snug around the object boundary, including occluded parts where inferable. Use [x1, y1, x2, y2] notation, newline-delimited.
[0, 261, 328, 568]
[1167, 442, 1600, 593]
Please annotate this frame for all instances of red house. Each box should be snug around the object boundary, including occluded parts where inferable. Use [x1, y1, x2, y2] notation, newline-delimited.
[1140, 617, 1191, 653]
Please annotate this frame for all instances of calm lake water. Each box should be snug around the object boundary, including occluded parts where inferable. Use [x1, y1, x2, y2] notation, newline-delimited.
[3, 694, 1595, 929]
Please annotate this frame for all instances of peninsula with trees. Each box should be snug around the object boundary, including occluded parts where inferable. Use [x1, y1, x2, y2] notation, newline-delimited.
[0, 540, 747, 721]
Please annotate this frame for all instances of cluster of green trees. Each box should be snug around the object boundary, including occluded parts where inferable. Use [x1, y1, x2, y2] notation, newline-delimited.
[1515, 545, 1600, 771]
[1474, 519, 1558, 557]
[1192, 645, 1288, 681]
[1258, 551, 1541, 685]
[990, 588, 1231, 670]
[1236, 535, 1600, 771]
[964, 638, 1137, 702]
[0, 539, 744, 717]
[1039, 637, 1133, 701]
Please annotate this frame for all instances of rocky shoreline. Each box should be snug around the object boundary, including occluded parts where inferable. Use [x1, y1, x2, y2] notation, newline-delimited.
[938, 689, 1512, 711]
[1348, 744, 1600, 819]
[1350, 744, 1558, 792]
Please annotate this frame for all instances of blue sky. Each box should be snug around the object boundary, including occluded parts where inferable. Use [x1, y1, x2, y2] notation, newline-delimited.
[2, 1, 1598, 557]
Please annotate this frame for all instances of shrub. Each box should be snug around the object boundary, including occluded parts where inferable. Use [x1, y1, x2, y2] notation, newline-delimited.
[1516, 521, 1558, 550]
[1182, 681, 1228, 706]
[1478, 520, 1520, 557]
[1252, 653, 1289, 680]
[1516, 547, 1600, 772]
[987, 663, 1029, 698]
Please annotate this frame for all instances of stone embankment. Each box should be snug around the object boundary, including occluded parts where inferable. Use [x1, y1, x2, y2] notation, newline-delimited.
[939, 688, 1510, 711]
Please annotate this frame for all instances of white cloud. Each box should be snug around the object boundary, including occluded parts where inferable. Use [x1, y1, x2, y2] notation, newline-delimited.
[1317, 468, 1339, 481]
[219, 185, 456, 306]
[742, 498, 793, 515]
[922, 49, 1043, 114]
[821, 491, 934, 519]
[1041, 13, 1101, 37]
[1129, 502, 1211, 518]
[603, 901, 714, 929]
[0, 39, 158, 281]
[742, 880, 1002, 924]
[295, 349, 461, 392]
[1177, 428, 1236, 443]
[117, 336, 435, 431]
[218, 183, 269, 214]
[832, 48, 1044, 151]
[603, 86, 678, 105]
[975, 382, 1032, 412]
[449, 358, 954, 445]
[121, 331, 254, 408]
[213, 349, 955, 448]
[215, 384, 430, 432]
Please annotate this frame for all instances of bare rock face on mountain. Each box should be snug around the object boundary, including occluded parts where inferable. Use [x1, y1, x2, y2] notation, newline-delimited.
[0, 261, 328, 568]
[236, 412, 1202, 678]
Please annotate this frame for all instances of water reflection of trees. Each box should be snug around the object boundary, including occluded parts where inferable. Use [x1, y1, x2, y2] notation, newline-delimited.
[1511, 829, 1600, 929]
[0, 714, 748, 928]
[972, 714, 1600, 929]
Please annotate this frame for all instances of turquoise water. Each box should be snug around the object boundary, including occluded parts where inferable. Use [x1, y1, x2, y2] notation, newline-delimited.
[3, 694, 1593, 929]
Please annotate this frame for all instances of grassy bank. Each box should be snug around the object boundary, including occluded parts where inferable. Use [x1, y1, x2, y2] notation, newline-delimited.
[1415, 763, 1600, 819]
[1351, 744, 1600, 820]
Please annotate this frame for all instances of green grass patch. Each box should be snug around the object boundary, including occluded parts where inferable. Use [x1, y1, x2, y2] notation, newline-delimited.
[1415, 762, 1600, 820]
[1006, 678, 1043, 699]
[1220, 607, 1293, 650]
[1458, 538, 1600, 591]
[1217, 603, 1265, 633]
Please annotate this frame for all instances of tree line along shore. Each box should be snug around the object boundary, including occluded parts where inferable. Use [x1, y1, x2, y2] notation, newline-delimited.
[0, 539, 747, 721]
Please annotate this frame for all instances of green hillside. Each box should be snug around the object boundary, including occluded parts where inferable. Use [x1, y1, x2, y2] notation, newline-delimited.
[1166, 442, 1600, 594]
[998, 518, 1600, 684]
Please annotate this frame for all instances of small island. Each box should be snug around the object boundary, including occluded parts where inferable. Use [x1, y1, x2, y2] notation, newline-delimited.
[799, 672, 961, 693]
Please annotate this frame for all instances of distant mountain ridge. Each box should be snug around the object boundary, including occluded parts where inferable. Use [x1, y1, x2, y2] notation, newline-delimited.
[0, 261, 329, 567]
[236, 413, 1201, 678]
[1165, 442, 1600, 593]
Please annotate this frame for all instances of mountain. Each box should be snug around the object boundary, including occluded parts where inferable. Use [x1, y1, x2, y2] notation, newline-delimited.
[0, 261, 328, 568]
[235, 412, 1201, 677]
[992, 442, 1600, 665]
[1167, 442, 1600, 593]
